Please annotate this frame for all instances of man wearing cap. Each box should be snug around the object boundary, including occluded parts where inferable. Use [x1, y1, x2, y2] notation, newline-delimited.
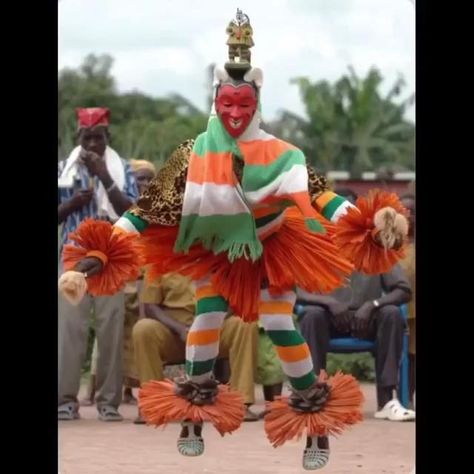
[57, 107, 138, 421]
[80, 158, 157, 407]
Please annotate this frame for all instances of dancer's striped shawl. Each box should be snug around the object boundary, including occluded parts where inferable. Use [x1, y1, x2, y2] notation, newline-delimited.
[174, 116, 325, 262]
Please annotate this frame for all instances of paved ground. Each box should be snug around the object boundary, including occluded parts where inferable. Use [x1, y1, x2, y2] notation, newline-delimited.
[59, 383, 415, 474]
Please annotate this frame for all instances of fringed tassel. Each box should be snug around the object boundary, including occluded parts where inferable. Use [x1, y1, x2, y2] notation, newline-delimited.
[264, 371, 364, 448]
[62, 219, 144, 296]
[304, 217, 326, 233]
[333, 189, 408, 274]
[139, 379, 245, 436]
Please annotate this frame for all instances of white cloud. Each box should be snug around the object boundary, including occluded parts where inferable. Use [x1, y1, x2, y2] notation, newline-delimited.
[59, 0, 415, 121]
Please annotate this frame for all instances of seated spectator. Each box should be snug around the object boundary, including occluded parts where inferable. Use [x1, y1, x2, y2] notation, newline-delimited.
[132, 273, 259, 423]
[298, 262, 414, 421]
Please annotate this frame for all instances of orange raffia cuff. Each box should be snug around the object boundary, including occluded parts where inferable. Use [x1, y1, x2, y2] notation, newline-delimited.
[264, 370, 364, 446]
[62, 218, 144, 296]
[139, 379, 245, 436]
[333, 189, 407, 274]
[86, 250, 108, 266]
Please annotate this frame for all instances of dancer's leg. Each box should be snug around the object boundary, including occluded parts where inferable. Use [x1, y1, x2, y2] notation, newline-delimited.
[178, 276, 229, 456]
[258, 289, 330, 470]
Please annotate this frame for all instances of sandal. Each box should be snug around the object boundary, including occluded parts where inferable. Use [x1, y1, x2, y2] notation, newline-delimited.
[244, 406, 259, 422]
[177, 421, 204, 456]
[58, 402, 80, 421]
[303, 436, 330, 470]
[374, 399, 415, 421]
[97, 405, 123, 422]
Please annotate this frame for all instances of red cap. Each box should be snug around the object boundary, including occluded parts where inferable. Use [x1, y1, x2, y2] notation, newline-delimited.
[76, 107, 110, 128]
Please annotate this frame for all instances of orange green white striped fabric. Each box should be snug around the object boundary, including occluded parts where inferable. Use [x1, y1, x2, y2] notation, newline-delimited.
[186, 277, 228, 377]
[174, 116, 325, 263]
[186, 277, 316, 391]
[314, 191, 355, 223]
[258, 289, 315, 390]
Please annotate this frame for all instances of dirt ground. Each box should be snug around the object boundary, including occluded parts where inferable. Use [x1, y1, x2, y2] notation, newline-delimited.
[59, 383, 415, 474]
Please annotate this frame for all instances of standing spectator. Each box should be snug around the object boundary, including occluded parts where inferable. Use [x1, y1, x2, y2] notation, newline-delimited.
[58, 107, 138, 421]
[81, 159, 157, 407]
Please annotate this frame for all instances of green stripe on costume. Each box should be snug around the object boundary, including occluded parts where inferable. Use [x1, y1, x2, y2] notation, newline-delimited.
[288, 371, 317, 390]
[321, 195, 347, 221]
[242, 150, 306, 192]
[185, 358, 215, 376]
[123, 211, 149, 232]
[266, 329, 307, 347]
[305, 218, 325, 233]
[193, 119, 241, 156]
[175, 213, 263, 262]
[196, 295, 228, 314]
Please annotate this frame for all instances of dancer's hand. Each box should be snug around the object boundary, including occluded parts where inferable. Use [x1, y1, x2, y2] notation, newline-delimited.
[74, 256, 103, 278]
[351, 302, 375, 339]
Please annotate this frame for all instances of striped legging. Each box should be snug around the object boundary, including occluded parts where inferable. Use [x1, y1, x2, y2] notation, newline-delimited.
[186, 276, 316, 391]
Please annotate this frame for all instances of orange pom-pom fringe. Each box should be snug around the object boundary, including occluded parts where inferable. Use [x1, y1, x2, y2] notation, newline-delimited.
[140, 209, 353, 321]
[62, 219, 144, 296]
[333, 189, 407, 274]
[264, 371, 364, 447]
[138, 379, 245, 436]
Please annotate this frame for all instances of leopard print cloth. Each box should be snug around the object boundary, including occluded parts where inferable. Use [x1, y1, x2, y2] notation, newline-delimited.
[128, 139, 193, 226]
[129, 139, 330, 226]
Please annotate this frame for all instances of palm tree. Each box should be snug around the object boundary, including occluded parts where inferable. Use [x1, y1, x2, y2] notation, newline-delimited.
[336, 67, 414, 176]
[288, 67, 415, 176]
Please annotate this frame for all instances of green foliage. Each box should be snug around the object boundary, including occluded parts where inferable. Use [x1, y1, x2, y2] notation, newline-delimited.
[267, 66, 415, 177]
[59, 55, 414, 177]
[326, 352, 375, 382]
[58, 54, 207, 166]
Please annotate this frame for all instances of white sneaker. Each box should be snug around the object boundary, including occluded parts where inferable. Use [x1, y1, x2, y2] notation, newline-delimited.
[374, 399, 415, 421]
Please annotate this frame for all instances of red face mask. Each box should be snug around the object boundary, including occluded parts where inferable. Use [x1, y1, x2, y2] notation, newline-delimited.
[215, 83, 258, 138]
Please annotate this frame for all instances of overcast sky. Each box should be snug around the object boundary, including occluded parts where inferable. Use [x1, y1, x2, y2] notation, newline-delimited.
[58, 0, 415, 122]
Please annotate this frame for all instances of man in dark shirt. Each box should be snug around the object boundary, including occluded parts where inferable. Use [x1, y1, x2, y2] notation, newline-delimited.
[298, 264, 415, 421]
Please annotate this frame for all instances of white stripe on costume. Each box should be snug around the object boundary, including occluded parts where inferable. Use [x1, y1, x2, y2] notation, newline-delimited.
[259, 314, 296, 331]
[330, 200, 355, 223]
[244, 164, 308, 205]
[182, 182, 250, 217]
[280, 357, 314, 378]
[190, 312, 226, 331]
[260, 289, 297, 303]
[186, 341, 220, 362]
[114, 216, 139, 233]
